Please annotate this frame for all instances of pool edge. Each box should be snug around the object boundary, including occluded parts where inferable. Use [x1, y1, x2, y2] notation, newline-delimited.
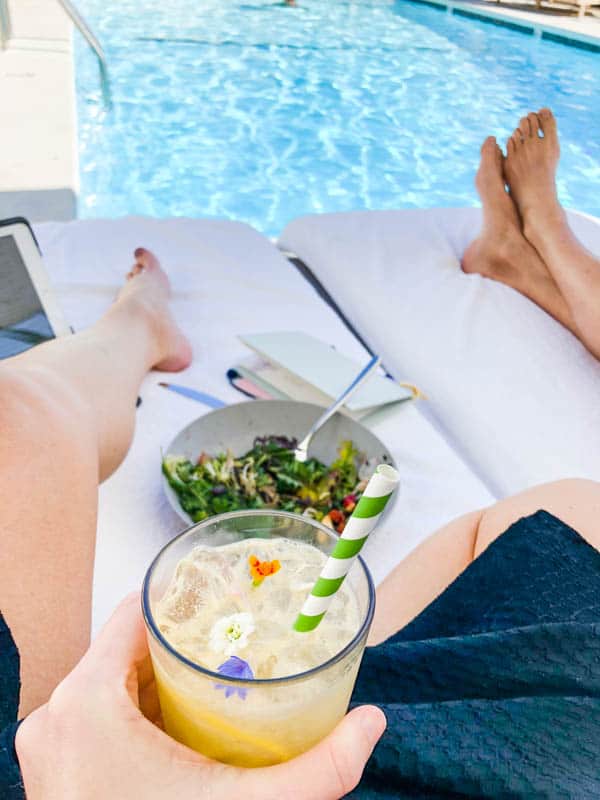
[406, 0, 600, 51]
[0, 0, 80, 223]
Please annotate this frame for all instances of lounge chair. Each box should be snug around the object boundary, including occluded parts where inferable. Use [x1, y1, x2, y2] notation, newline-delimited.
[35, 207, 600, 629]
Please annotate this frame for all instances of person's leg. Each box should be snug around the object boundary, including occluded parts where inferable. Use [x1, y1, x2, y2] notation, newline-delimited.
[504, 108, 600, 358]
[369, 478, 600, 646]
[461, 136, 575, 331]
[0, 248, 192, 716]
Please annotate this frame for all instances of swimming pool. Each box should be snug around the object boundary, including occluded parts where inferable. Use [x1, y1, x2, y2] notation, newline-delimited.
[75, 0, 600, 235]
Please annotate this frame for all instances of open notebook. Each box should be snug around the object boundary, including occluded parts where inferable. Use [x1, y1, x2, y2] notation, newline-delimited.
[233, 331, 415, 420]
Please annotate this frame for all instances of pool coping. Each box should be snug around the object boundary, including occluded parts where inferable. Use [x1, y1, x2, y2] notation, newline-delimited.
[0, 0, 79, 223]
[407, 0, 600, 49]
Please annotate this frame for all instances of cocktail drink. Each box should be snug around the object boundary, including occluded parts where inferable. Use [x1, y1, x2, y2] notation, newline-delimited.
[142, 510, 375, 767]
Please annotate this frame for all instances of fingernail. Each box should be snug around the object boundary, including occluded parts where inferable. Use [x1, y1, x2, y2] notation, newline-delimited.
[359, 707, 387, 746]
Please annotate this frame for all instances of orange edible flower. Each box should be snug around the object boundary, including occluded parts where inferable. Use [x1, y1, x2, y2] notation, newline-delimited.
[249, 555, 281, 586]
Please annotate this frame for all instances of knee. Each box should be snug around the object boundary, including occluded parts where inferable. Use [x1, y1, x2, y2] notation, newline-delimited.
[539, 477, 600, 506]
[520, 478, 600, 554]
[475, 478, 600, 558]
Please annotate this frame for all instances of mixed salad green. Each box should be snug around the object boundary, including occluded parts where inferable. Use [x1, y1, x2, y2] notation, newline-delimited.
[162, 435, 371, 533]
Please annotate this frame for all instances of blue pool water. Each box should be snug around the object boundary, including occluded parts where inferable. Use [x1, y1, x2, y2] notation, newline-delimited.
[75, 0, 600, 235]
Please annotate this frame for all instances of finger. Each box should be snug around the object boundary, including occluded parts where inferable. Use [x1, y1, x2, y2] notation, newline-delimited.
[139, 686, 162, 727]
[138, 654, 156, 692]
[77, 593, 149, 690]
[139, 679, 162, 725]
[245, 705, 386, 800]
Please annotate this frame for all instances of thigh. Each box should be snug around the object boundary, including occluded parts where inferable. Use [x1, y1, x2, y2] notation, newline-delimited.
[370, 478, 600, 646]
[475, 478, 600, 557]
[0, 365, 99, 716]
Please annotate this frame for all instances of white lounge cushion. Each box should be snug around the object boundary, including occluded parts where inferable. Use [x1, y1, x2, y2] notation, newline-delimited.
[279, 207, 600, 497]
[34, 216, 494, 631]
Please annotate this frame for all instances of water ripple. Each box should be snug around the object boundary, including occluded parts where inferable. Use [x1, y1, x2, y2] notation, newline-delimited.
[75, 0, 600, 234]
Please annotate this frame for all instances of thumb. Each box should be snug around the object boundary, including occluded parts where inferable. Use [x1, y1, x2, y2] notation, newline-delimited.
[247, 705, 386, 800]
[77, 592, 149, 684]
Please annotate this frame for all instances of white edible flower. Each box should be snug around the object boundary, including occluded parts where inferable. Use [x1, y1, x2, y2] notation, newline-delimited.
[209, 612, 255, 656]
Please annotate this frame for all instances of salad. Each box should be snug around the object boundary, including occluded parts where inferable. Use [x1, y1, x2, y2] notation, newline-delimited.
[162, 435, 373, 533]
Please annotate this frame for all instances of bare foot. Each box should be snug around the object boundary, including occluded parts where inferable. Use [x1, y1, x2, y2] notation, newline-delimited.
[504, 108, 565, 246]
[463, 136, 527, 282]
[117, 248, 192, 372]
[504, 109, 600, 355]
[462, 136, 573, 330]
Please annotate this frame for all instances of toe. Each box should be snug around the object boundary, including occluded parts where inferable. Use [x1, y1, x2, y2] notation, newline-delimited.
[126, 264, 143, 280]
[474, 134, 516, 221]
[476, 136, 504, 192]
[538, 107, 557, 137]
[134, 247, 160, 271]
[510, 130, 522, 150]
[518, 116, 531, 139]
[480, 135, 499, 163]
[494, 140, 504, 165]
[481, 135, 497, 153]
[527, 111, 540, 137]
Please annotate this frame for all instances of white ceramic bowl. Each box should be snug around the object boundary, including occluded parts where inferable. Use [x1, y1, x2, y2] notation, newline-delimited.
[162, 399, 395, 525]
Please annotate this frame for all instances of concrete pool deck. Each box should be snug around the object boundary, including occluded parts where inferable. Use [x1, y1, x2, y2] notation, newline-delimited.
[410, 0, 600, 47]
[0, 0, 78, 222]
[0, 0, 598, 225]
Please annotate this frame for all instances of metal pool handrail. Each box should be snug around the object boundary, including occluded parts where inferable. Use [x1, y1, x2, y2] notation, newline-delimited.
[0, 0, 12, 49]
[56, 0, 112, 109]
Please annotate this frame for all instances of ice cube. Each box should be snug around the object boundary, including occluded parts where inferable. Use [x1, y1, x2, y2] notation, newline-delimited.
[265, 587, 292, 614]
[160, 557, 231, 622]
[161, 586, 204, 623]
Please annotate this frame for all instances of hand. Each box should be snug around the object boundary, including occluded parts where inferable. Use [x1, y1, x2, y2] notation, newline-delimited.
[16, 594, 386, 800]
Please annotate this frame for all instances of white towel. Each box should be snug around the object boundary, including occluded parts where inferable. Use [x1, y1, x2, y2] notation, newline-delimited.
[280, 207, 600, 497]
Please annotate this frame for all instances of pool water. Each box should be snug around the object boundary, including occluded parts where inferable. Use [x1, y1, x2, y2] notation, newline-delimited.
[75, 0, 600, 235]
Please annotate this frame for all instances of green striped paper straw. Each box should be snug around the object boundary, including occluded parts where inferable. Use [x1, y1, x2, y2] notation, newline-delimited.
[293, 464, 400, 633]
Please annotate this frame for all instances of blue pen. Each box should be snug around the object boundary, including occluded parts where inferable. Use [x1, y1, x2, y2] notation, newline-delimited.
[158, 382, 226, 409]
